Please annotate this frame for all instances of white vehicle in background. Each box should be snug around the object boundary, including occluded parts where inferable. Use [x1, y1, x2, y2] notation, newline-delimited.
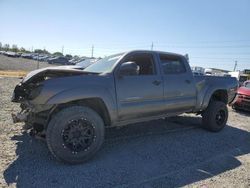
[205, 68, 229, 77]
[205, 68, 213, 75]
[5, 51, 19, 57]
[229, 71, 249, 86]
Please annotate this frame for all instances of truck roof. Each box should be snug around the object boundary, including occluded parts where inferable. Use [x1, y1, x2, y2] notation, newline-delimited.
[125, 50, 185, 58]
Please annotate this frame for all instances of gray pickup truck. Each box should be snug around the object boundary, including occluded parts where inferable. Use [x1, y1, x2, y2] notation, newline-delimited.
[11, 50, 238, 164]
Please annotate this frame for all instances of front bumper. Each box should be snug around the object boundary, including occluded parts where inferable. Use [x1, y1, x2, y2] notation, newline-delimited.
[233, 101, 250, 111]
[11, 99, 54, 126]
[232, 94, 250, 111]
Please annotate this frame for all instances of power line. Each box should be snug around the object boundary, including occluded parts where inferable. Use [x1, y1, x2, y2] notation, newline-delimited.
[191, 62, 249, 65]
[74, 39, 250, 47]
[156, 44, 250, 48]
[190, 57, 250, 60]
[190, 52, 250, 55]
[63, 43, 250, 52]
[159, 39, 250, 44]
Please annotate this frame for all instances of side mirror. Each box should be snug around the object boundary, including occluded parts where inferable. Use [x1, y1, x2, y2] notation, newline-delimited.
[119, 61, 139, 77]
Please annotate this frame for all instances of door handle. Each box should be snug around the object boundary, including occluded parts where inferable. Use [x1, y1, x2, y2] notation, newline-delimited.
[152, 80, 161, 85]
[185, 80, 191, 84]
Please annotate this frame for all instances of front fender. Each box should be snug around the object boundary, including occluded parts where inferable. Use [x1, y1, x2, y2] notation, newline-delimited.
[46, 85, 117, 122]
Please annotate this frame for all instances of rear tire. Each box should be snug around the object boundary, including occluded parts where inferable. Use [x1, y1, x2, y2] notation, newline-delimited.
[202, 101, 228, 132]
[46, 106, 105, 164]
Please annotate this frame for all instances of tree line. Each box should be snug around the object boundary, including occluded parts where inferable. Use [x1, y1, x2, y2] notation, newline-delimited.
[0, 42, 29, 53]
[0, 42, 72, 58]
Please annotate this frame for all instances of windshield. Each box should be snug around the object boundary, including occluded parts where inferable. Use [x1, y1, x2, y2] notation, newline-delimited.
[76, 59, 96, 68]
[84, 53, 124, 73]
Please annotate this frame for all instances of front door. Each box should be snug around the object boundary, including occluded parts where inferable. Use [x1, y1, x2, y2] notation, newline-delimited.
[115, 52, 164, 120]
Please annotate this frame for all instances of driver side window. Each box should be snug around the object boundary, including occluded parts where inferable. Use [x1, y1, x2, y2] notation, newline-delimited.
[123, 53, 156, 76]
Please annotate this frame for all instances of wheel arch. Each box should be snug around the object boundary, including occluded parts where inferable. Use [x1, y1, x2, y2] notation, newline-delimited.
[201, 89, 228, 110]
[210, 89, 228, 104]
[48, 98, 112, 127]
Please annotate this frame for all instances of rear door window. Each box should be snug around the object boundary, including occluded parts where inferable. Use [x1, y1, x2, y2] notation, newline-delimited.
[159, 54, 186, 74]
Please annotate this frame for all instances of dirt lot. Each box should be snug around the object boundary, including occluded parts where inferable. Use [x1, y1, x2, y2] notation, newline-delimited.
[0, 57, 250, 187]
[0, 77, 250, 188]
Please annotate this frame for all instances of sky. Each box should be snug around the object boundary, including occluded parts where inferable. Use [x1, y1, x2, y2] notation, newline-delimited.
[0, 0, 250, 71]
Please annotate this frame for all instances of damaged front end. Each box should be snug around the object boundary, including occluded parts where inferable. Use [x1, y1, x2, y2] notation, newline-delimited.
[11, 82, 53, 138]
[11, 94, 51, 140]
[11, 79, 45, 125]
[11, 67, 86, 137]
[12, 81, 43, 103]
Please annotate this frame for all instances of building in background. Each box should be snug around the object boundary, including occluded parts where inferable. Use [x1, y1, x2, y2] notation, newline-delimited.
[229, 69, 250, 86]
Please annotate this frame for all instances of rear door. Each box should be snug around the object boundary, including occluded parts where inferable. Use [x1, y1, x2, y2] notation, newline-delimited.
[158, 54, 197, 112]
[115, 52, 165, 120]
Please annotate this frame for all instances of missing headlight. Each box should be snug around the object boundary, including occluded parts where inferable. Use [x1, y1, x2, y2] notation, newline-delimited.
[28, 85, 43, 100]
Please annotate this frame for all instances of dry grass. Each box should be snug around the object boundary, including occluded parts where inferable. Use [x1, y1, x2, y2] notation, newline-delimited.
[0, 70, 27, 78]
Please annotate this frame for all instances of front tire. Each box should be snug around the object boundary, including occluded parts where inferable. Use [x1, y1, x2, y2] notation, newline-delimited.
[46, 106, 105, 164]
[202, 101, 228, 132]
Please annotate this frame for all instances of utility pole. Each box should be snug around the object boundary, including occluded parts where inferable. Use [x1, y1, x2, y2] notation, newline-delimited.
[31, 46, 33, 52]
[185, 54, 189, 63]
[91, 45, 94, 58]
[62, 45, 64, 55]
[151, 42, 154, 50]
[233, 61, 237, 71]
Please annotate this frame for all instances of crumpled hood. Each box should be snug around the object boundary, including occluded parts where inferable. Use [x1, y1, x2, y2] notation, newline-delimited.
[22, 66, 87, 84]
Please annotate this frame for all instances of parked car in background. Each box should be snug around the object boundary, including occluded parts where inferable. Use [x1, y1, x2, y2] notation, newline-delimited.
[5, 51, 19, 57]
[69, 57, 87, 65]
[68, 58, 78, 64]
[46, 58, 97, 70]
[232, 80, 250, 111]
[21, 53, 34, 59]
[47, 56, 69, 65]
[42, 55, 51, 62]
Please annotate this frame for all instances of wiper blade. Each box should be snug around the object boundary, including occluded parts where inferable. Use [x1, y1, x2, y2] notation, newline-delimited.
[81, 70, 100, 74]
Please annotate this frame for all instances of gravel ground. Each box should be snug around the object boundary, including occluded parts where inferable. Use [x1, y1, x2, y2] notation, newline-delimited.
[0, 77, 250, 188]
[0, 55, 54, 71]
